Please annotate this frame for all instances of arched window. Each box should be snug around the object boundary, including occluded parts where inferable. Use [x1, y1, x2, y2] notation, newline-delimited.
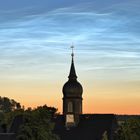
[68, 102, 73, 112]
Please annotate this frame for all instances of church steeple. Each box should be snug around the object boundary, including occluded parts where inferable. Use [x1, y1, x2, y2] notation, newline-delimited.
[62, 45, 83, 128]
[68, 45, 77, 80]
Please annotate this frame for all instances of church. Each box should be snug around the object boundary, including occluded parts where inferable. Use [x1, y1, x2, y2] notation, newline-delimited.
[52, 46, 118, 140]
[0, 46, 118, 140]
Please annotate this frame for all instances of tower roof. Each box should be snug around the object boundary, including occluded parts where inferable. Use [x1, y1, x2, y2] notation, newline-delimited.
[68, 54, 77, 80]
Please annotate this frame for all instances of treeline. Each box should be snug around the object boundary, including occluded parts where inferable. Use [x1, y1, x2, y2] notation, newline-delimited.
[0, 96, 60, 140]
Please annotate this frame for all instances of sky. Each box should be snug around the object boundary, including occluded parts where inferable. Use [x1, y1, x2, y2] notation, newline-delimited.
[0, 0, 140, 114]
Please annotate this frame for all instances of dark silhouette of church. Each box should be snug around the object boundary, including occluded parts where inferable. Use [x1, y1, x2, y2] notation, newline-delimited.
[0, 46, 118, 140]
[52, 46, 118, 140]
[62, 46, 83, 127]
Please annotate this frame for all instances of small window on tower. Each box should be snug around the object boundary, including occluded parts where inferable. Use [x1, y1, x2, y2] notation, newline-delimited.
[68, 102, 73, 112]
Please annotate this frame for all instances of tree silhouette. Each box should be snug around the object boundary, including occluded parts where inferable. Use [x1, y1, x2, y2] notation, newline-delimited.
[0, 97, 59, 140]
[114, 118, 140, 140]
[16, 105, 59, 140]
[0, 96, 21, 112]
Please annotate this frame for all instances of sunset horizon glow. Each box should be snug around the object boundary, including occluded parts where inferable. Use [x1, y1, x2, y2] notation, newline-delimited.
[0, 0, 140, 115]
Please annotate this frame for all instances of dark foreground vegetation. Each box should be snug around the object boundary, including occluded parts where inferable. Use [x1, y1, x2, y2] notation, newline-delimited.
[0, 96, 60, 140]
[113, 115, 140, 140]
[0, 96, 140, 140]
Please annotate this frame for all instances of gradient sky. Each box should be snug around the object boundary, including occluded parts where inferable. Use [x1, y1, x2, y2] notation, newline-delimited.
[0, 0, 140, 114]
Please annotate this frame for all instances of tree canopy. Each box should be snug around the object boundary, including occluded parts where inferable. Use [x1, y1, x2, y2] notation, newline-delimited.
[114, 118, 140, 140]
[0, 96, 21, 112]
[16, 105, 59, 140]
[0, 96, 60, 140]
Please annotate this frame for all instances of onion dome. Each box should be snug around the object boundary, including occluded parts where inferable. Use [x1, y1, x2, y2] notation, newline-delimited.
[63, 46, 83, 97]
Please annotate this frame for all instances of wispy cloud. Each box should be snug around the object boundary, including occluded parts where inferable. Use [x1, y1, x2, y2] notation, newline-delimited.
[0, 0, 140, 81]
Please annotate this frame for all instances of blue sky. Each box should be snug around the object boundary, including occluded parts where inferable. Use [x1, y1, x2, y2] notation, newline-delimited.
[0, 0, 140, 80]
[0, 0, 140, 113]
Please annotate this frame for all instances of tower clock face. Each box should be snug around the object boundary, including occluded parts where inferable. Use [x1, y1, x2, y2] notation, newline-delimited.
[66, 114, 74, 123]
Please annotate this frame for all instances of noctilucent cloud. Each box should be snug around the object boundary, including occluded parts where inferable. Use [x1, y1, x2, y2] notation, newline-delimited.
[0, 0, 140, 114]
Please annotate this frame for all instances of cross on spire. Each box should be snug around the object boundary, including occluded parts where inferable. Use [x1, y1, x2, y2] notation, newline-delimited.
[71, 45, 74, 58]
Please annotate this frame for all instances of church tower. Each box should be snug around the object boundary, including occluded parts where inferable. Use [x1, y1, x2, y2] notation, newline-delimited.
[62, 46, 83, 127]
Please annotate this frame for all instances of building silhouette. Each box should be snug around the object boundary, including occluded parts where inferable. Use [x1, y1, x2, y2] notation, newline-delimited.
[63, 46, 83, 127]
[52, 46, 118, 140]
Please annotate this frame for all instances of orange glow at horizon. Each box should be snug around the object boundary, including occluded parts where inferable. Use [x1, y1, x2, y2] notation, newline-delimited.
[0, 78, 140, 115]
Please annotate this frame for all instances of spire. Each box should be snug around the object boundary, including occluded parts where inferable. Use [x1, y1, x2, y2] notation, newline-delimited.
[68, 45, 77, 80]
